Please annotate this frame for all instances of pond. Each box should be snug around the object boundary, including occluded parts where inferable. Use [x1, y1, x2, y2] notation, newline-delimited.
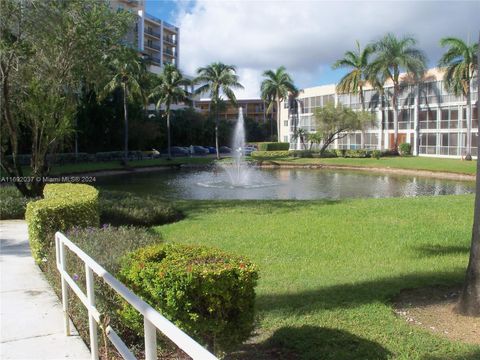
[96, 167, 475, 200]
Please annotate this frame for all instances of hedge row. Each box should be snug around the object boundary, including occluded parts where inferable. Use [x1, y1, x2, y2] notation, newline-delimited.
[257, 142, 290, 151]
[25, 184, 99, 263]
[119, 243, 258, 354]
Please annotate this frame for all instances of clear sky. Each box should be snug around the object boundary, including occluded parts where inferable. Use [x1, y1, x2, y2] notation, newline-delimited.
[145, 0, 479, 99]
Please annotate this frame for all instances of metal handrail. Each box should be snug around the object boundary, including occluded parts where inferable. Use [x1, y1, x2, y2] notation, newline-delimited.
[55, 232, 217, 360]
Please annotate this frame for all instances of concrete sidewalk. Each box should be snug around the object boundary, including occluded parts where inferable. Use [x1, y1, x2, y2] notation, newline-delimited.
[0, 220, 90, 360]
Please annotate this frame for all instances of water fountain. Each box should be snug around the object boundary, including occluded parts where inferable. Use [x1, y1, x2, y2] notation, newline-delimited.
[197, 108, 275, 189]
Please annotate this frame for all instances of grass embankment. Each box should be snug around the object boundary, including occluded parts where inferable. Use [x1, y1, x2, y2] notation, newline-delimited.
[158, 195, 479, 359]
[253, 156, 477, 176]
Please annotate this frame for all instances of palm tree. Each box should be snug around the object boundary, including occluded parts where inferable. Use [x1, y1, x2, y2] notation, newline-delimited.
[195, 62, 244, 159]
[260, 66, 297, 142]
[333, 41, 373, 148]
[369, 33, 426, 152]
[439, 37, 478, 160]
[149, 64, 191, 160]
[102, 47, 145, 163]
[457, 32, 480, 317]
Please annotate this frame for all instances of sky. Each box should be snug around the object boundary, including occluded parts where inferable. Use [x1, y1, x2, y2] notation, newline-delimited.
[145, 0, 479, 99]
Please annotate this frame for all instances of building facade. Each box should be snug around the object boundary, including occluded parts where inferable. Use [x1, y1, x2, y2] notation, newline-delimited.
[196, 99, 276, 123]
[110, 0, 180, 74]
[280, 68, 478, 158]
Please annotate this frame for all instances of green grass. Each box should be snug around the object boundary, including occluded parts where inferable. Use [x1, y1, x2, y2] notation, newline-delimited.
[252, 156, 477, 176]
[46, 157, 214, 175]
[156, 196, 480, 359]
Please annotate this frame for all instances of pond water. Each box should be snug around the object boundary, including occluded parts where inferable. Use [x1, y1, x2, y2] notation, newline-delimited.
[96, 167, 475, 200]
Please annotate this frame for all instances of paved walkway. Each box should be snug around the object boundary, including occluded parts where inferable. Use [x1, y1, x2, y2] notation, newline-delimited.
[0, 220, 90, 359]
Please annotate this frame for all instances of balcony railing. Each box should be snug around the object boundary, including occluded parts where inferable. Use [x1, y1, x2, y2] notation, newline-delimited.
[145, 13, 162, 24]
[145, 56, 161, 65]
[145, 43, 161, 51]
[164, 36, 176, 45]
[145, 28, 161, 38]
[164, 49, 175, 57]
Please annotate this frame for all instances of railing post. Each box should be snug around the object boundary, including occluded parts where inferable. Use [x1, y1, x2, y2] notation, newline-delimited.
[85, 264, 99, 360]
[144, 318, 157, 360]
[59, 238, 70, 336]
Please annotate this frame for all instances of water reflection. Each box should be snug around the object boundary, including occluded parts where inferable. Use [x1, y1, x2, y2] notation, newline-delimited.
[97, 168, 475, 200]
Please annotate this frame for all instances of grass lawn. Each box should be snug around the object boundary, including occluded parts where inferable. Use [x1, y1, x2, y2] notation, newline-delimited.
[45, 157, 214, 175]
[252, 156, 477, 176]
[156, 195, 480, 359]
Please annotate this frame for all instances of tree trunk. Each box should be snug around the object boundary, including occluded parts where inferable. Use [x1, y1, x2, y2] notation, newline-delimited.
[393, 84, 399, 153]
[415, 83, 420, 156]
[123, 83, 129, 164]
[465, 85, 472, 160]
[215, 107, 220, 160]
[166, 105, 172, 160]
[456, 31, 480, 316]
[276, 99, 281, 142]
[360, 85, 365, 149]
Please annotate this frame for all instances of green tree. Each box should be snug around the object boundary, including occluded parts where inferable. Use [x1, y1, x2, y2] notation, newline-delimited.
[457, 33, 480, 317]
[195, 63, 244, 159]
[101, 47, 146, 164]
[149, 64, 191, 159]
[260, 66, 297, 142]
[313, 102, 374, 154]
[0, 0, 133, 196]
[439, 37, 478, 160]
[369, 33, 426, 152]
[333, 41, 373, 148]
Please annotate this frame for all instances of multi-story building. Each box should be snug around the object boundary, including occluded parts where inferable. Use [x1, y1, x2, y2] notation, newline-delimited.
[110, 0, 180, 74]
[196, 99, 275, 123]
[280, 68, 478, 158]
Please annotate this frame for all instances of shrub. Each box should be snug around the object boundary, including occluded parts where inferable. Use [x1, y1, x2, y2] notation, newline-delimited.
[345, 149, 369, 158]
[399, 143, 412, 156]
[99, 191, 182, 226]
[372, 150, 382, 160]
[257, 142, 290, 151]
[251, 150, 290, 159]
[319, 150, 337, 158]
[25, 183, 99, 264]
[0, 186, 35, 219]
[335, 149, 347, 157]
[119, 243, 259, 355]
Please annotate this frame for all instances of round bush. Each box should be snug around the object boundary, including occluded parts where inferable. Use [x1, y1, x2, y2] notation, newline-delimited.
[399, 143, 412, 156]
[118, 243, 259, 355]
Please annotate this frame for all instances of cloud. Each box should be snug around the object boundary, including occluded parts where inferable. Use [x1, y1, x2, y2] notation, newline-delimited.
[175, 0, 479, 99]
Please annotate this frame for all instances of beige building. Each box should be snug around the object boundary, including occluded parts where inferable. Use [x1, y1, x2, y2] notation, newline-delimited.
[110, 0, 179, 74]
[280, 68, 478, 158]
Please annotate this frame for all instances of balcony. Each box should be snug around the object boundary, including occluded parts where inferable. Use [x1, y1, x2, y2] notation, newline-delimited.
[145, 13, 162, 24]
[145, 56, 161, 65]
[145, 42, 161, 51]
[145, 28, 160, 38]
[164, 36, 176, 45]
[163, 48, 175, 57]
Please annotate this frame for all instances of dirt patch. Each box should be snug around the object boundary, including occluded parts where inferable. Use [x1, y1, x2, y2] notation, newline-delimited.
[393, 286, 480, 345]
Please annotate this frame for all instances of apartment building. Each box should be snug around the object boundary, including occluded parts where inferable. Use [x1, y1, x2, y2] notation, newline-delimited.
[110, 0, 180, 74]
[196, 99, 275, 123]
[280, 68, 479, 158]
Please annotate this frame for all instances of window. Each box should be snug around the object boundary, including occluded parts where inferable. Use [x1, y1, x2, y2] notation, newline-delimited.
[283, 136, 289, 142]
[419, 133, 437, 155]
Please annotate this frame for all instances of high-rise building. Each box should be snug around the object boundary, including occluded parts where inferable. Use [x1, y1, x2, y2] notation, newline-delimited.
[196, 99, 275, 123]
[110, 0, 180, 74]
[280, 68, 478, 158]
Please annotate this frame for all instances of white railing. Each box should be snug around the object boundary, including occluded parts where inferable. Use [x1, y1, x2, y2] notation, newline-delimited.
[55, 232, 218, 360]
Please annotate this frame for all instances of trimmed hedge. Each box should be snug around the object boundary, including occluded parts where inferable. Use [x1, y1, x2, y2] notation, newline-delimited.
[257, 142, 290, 151]
[119, 243, 258, 355]
[25, 184, 99, 264]
[251, 150, 291, 159]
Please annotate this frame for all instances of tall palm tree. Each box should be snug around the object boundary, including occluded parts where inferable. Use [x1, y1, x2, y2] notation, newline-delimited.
[260, 66, 297, 142]
[370, 33, 426, 152]
[149, 64, 191, 160]
[195, 62, 243, 159]
[439, 37, 478, 160]
[102, 47, 145, 163]
[333, 41, 373, 148]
